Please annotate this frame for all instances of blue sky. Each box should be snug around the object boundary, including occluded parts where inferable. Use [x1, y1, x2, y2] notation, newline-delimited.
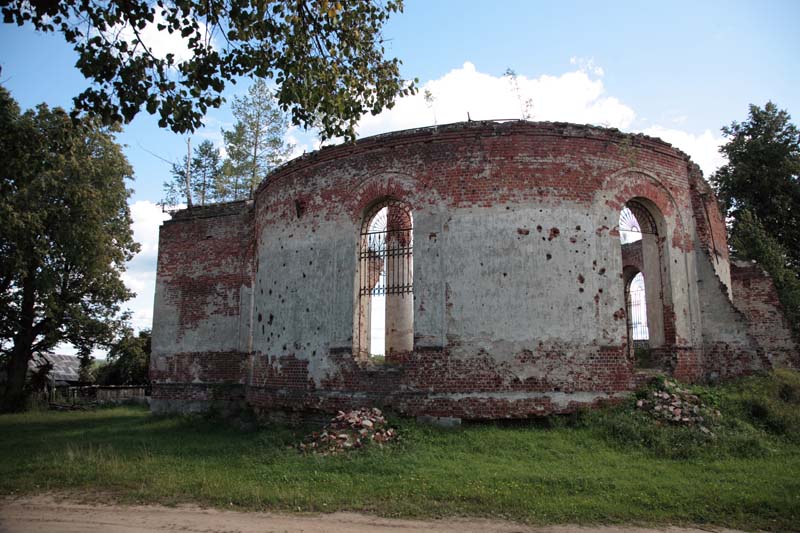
[1, 0, 799, 341]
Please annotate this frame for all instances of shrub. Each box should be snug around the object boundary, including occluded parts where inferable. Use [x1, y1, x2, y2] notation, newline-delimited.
[585, 371, 800, 459]
[725, 369, 800, 442]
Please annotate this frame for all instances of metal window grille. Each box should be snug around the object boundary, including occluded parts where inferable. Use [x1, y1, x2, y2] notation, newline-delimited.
[629, 282, 650, 340]
[359, 200, 413, 297]
[619, 203, 659, 244]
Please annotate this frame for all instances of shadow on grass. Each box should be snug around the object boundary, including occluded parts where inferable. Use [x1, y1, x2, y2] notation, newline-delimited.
[0, 407, 312, 468]
[1, 374, 799, 532]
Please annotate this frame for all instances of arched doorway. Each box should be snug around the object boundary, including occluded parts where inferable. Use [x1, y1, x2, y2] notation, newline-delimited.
[355, 199, 414, 361]
[619, 199, 671, 369]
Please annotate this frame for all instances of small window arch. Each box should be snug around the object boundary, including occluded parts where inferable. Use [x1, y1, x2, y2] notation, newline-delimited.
[627, 272, 650, 342]
[355, 199, 414, 361]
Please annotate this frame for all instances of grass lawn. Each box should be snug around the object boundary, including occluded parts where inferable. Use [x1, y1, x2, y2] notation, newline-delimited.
[1, 373, 799, 530]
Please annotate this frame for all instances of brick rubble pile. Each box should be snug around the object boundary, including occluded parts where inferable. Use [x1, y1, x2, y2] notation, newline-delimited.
[299, 407, 398, 454]
[635, 378, 721, 435]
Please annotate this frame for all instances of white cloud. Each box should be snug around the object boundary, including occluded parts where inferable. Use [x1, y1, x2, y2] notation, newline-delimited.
[570, 56, 605, 77]
[285, 125, 316, 160]
[103, 9, 216, 64]
[122, 201, 172, 332]
[640, 126, 726, 177]
[357, 61, 635, 138]
[355, 61, 725, 177]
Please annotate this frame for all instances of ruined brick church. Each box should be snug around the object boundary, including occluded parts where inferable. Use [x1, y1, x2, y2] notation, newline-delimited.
[150, 121, 798, 419]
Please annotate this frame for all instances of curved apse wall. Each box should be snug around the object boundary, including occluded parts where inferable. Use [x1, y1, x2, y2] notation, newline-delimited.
[151, 121, 784, 419]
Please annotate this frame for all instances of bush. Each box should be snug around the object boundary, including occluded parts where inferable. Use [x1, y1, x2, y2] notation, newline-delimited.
[584, 371, 800, 459]
[590, 408, 717, 459]
[725, 369, 800, 442]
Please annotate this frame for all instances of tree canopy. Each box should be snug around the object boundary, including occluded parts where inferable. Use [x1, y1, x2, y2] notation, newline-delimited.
[163, 80, 294, 206]
[711, 102, 800, 272]
[163, 139, 223, 206]
[95, 329, 151, 386]
[711, 102, 800, 341]
[0, 0, 416, 141]
[0, 87, 139, 411]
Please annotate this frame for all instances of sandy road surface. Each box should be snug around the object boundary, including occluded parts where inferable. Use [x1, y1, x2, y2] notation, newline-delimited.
[0, 495, 742, 533]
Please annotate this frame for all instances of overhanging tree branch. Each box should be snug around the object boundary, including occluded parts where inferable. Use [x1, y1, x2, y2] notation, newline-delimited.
[0, 0, 416, 141]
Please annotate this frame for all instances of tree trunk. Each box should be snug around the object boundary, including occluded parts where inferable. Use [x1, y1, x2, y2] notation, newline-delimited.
[200, 168, 207, 206]
[2, 263, 37, 412]
[250, 127, 260, 199]
[185, 138, 193, 208]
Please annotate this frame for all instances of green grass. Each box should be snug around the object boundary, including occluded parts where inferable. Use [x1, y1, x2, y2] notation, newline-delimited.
[1, 372, 800, 530]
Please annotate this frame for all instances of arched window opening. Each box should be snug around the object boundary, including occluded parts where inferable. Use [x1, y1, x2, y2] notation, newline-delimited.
[619, 200, 666, 369]
[628, 272, 650, 341]
[357, 199, 413, 361]
[620, 206, 642, 244]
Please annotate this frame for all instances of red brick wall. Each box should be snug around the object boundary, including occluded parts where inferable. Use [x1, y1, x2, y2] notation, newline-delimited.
[731, 260, 799, 368]
[151, 202, 254, 406]
[246, 347, 630, 419]
[151, 122, 774, 419]
[621, 241, 643, 274]
[688, 166, 729, 264]
[255, 123, 696, 226]
[154, 202, 254, 343]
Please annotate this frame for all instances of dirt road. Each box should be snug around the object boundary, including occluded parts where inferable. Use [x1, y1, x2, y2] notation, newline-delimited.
[0, 495, 741, 533]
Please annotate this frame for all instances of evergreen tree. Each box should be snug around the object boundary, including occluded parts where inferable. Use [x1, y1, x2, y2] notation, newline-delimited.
[220, 122, 250, 201]
[162, 153, 192, 207]
[223, 80, 294, 199]
[192, 140, 222, 205]
[162, 139, 223, 206]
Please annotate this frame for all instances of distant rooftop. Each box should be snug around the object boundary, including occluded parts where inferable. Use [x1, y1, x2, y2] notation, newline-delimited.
[30, 353, 81, 383]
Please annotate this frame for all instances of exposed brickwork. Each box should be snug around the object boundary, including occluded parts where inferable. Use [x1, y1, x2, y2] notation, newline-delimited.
[688, 167, 729, 265]
[150, 121, 787, 420]
[256, 123, 695, 229]
[244, 344, 636, 419]
[150, 351, 248, 384]
[731, 260, 799, 368]
[247, 386, 625, 421]
[155, 204, 253, 339]
[152, 383, 245, 402]
[621, 241, 643, 273]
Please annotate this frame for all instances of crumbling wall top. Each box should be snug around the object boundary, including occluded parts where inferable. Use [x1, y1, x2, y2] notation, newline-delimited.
[167, 199, 253, 223]
[255, 120, 696, 197]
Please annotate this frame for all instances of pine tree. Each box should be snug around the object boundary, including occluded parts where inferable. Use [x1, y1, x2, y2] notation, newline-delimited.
[162, 139, 223, 206]
[191, 140, 222, 205]
[223, 80, 294, 199]
[220, 122, 250, 201]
